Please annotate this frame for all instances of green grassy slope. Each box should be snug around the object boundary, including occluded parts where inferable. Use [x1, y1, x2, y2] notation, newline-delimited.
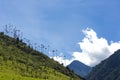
[0, 32, 83, 80]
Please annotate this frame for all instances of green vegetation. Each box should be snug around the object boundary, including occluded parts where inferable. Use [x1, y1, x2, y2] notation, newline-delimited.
[0, 32, 82, 80]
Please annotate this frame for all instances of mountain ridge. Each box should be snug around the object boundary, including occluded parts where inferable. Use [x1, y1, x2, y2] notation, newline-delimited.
[86, 49, 120, 80]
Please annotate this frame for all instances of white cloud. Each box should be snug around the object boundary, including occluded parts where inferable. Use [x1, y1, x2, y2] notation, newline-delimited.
[53, 56, 73, 66]
[73, 28, 120, 67]
[53, 28, 120, 67]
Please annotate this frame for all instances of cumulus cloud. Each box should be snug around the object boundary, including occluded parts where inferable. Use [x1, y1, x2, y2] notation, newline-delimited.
[73, 28, 120, 67]
[53, 28, 120, 67]
[53, 56, 73, 66]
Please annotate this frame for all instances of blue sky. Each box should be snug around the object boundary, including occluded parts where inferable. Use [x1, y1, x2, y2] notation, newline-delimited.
[0, 0, 120, 66]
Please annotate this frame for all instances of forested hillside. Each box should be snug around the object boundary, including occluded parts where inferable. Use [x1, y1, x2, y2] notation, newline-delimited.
[0, 31, 83, 80]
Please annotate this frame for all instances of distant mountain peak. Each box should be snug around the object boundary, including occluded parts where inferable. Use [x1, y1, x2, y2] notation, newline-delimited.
[67, 60, 91, 77]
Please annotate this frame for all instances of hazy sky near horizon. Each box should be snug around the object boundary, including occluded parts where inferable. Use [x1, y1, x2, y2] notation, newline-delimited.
[0, 0, 120, 66]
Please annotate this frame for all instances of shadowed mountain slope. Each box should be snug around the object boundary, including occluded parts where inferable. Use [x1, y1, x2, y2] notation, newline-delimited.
[86, 49, 120, 80]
